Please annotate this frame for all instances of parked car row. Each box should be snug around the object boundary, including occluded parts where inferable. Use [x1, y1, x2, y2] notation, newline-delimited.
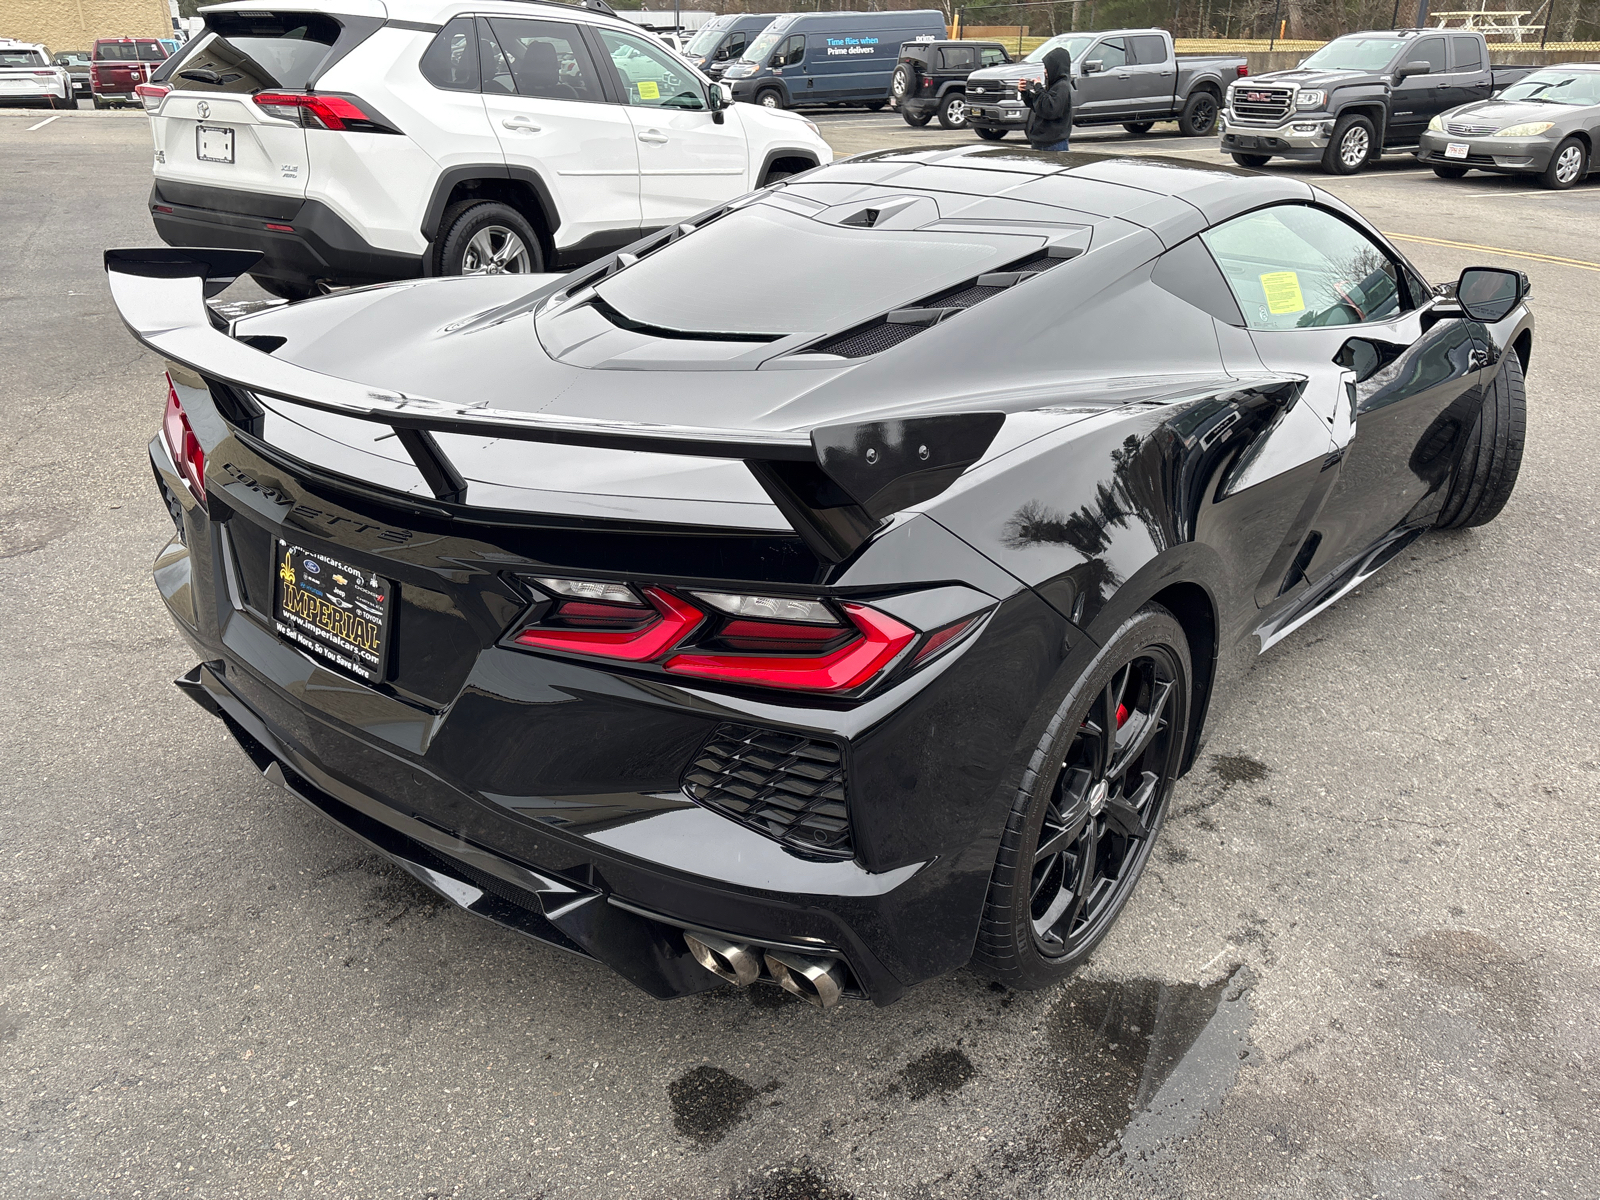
[0, 36, 175, 109]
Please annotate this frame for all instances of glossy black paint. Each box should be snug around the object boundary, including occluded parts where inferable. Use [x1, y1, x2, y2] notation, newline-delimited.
[123, 145, 1533, 1004]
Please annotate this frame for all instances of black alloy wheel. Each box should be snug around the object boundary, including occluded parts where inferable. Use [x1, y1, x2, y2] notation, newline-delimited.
[1177, 91, 1218, 137]
[1232, 153, 1272, 168]
[973, 605, 1190, 989]
[975, 126, 1008, 141]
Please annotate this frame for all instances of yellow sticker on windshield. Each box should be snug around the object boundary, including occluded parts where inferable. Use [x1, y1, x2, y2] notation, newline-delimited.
[1260, 270, 1306, 314]
[637, 80, 660, 100]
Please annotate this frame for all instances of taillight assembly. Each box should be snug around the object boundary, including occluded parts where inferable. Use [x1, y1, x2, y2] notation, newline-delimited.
[1236, 64, 1250, 77]
[507, 579, 978, 696]
[161, 372, 206, 505]
[135, 82, 170, 108]
[252, 91, 398, 133]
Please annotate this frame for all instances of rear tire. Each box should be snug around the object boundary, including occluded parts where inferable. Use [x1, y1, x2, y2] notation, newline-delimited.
[971, 605, 1190, 991]
[433, 201, 544, 278]
[755, 87, 784, 110]
[937, 91, 967, 130]
[902, 108, 932, 127]
[974, 127, 1007, 141]
[890, 63, 917, 104]
[1322, 113, 1375, 175]
[1432, 165, 1469, 179]
[1436, 351, 1526, 529]
[250, 274, 319, 302]
[1231, 152, 1271, 168]
[1123, 121, 1154, 134]
[1177, 90, 1218, 137]
[1539, 136, 1586, 189]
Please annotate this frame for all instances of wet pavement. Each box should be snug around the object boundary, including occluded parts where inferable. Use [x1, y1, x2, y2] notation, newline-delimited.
[2, 109, 1598, 1199]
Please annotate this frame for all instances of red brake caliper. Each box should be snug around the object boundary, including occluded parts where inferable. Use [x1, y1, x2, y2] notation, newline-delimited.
[1115, 703, 1129, 728]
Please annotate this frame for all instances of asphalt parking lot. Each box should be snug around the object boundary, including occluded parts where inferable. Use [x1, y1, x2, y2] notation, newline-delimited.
[3, 106, 1598, 1200]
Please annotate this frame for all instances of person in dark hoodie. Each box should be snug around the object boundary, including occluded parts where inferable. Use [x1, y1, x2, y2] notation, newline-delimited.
[1020, 46, 1074, 152]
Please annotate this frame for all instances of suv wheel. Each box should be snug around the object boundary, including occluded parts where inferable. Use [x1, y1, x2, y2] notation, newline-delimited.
[891, 63, 917, 101]
[1176, 91, 1218, 137]
[755, 87, 784, 110]
[937, 92, 967, 130]
[902, 107, 932, 127]
[434, 201, 544, 278]
[1322, 114, 1375, 175]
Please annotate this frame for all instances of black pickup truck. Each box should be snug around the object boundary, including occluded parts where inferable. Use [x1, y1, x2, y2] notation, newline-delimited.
[1220, 28, 1533, 174]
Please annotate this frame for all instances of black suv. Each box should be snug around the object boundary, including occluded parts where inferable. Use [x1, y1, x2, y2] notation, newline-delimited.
[892, 40, 1012, 129]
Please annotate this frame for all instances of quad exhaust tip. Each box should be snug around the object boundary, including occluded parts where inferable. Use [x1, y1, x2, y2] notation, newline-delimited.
[683, 933, 846, 1009]
[685, 931, 762, 988]
[763, 950, 845, 1010]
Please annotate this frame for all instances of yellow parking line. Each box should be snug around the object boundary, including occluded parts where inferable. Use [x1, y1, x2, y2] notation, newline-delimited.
[1384, 231, 1600, 273]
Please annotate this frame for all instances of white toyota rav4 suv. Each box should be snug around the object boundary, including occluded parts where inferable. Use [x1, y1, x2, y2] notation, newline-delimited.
[142, 0, 831, 299]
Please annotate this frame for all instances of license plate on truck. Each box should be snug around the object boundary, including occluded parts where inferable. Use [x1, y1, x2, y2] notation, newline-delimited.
[1445, 142, 1470, 159]
[196, 124, 235, 164]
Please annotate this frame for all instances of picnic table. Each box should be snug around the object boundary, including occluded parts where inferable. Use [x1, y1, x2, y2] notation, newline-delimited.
[1430, 5, 1546, 42]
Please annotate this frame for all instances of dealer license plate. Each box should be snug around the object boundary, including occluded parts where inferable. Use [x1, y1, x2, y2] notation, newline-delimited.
[274, 542, 392, 682]
[196, 124, 235, 164]
[1445, 142, 1470, 160]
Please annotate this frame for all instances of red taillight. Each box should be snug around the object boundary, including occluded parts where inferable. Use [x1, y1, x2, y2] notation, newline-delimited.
[161, 373, 206, 504]
[135, 82, 169, 106]
[1236, 64, 1249, 76]
[665, 604, 916, 694]
[263, 223, 295, 233]
[913, 615, 978, 665]
[252, 90, 387, 132]
[513, 587, 704, 662]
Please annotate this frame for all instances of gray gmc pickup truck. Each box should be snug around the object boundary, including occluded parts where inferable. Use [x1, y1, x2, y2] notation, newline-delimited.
[963, 29, 1247, 140]
[1220, 28, 1533, 174]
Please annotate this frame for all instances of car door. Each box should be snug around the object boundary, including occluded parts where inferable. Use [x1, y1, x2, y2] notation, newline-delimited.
[1388, 34, 1450, 141]
[1075, 38, 1137, 121]
[592, 28, 748, 226]
[1125, 34, 1175, 115]
[410, 17, 505, 185]
[1448, 35, 1490, 108]
[478, 16, 641, 250]
[1201, 203, 1491, 583]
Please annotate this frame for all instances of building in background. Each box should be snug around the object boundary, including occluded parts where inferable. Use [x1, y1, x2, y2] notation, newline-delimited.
[3, 0, 173, 56]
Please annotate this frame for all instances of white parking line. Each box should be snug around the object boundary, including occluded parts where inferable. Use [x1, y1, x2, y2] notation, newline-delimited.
[27, 115, 62, 131]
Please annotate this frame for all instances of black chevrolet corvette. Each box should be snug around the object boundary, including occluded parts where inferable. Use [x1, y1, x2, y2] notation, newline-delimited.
[112, 146, 1531, 1008]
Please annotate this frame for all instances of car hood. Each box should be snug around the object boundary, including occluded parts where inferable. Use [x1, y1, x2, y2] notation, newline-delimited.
[1235, 66, 1378, 89]
[968, 63, 1046, 87]
[1441, 98, 1583, 128]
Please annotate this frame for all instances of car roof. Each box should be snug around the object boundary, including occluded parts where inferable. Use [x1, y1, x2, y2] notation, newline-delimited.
[201, 0, 684, 36]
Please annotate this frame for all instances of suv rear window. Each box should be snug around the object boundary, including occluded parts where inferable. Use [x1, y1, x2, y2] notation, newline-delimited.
[169, 13, 341, 93]
[94, 40, 167, 62]
[0, 49, 47, 67]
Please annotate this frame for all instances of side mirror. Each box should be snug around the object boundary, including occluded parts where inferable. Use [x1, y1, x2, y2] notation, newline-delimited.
[1456, 267, 1526, 322]
[714, 48, 727, 61]
[708, 80, 726, 122]
[1396, 60, 1432, 80]
[1335, 337, 1386, 383]
[1084, 59, 1105, 74]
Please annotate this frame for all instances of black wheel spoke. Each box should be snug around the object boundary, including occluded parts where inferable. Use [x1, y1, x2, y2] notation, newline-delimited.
[1108, 679, 1173, 780]
[1101, 792, 1150, 841]
[1033, 825, 1073, 866]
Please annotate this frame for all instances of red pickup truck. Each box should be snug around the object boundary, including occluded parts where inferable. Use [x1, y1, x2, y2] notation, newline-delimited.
[90, 37, 167, 109]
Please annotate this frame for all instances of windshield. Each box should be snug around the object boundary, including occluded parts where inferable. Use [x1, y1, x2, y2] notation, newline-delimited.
[57, 52, 91, 65]
[742, 30, 782, 64]
[1024, 35, 1095, 65]
[1299, 36, 1405, 71]
[0, 49, 47, 67]
[685, 24, 728, 56]
[593, 202, 1044, 336]
[1498, 69, 1600, 105]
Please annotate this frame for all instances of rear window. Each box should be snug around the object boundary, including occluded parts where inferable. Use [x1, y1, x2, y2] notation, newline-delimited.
[940, 46, 975, 69]
[1129, 34, 1167, 65]
[0, 49, 47, 67]
[593, 202, 1043, 337]
[169, 12, 341, 93]
[94, 40, 167, 62]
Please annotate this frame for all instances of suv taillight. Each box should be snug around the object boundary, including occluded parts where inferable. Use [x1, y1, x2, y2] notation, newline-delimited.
[161, 373, 206, 505]
[135, 82, 169, 108]
[508, 580, 957, 695]
[252, 91, 397, 133]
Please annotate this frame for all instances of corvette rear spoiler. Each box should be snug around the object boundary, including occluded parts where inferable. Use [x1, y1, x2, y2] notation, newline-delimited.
[107, 248, 1003, 562]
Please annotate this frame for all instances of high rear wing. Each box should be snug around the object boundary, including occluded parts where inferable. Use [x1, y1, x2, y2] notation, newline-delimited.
[106, 248, 1003, 562]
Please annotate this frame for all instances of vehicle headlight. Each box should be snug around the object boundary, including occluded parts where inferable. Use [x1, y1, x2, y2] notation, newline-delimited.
[1295, 89, 1326, 109]
[1492, 122, 1555, 137]
[802, 118, 819, 136]
[1428, 114, 1444, 132]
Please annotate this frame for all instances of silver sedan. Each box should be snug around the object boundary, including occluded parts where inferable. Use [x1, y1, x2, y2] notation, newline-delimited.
[1418, 63, 1600, 189]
